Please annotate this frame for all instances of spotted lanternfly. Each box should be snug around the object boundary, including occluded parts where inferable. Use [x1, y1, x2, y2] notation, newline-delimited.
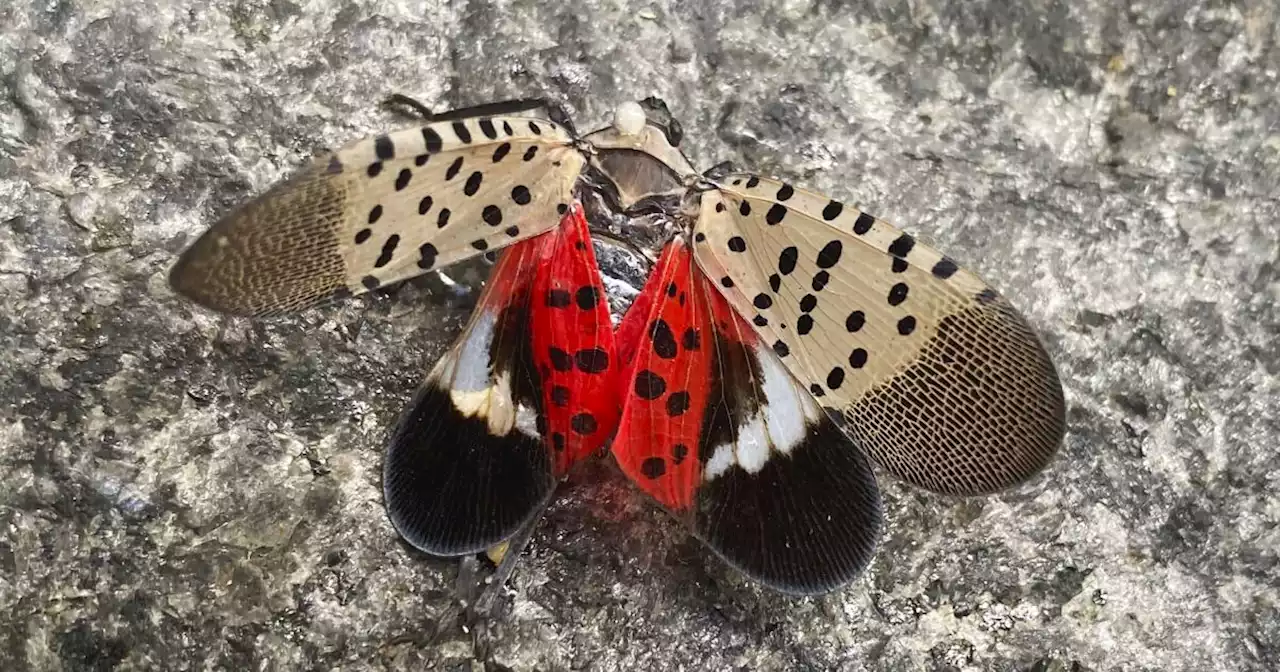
[589, 99, 1066, 594]
[169, 100, 585, 317]
[383, 201, 619, 555]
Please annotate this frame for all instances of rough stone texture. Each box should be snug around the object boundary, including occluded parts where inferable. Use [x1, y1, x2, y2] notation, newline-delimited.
[2, 0, 1277, 670]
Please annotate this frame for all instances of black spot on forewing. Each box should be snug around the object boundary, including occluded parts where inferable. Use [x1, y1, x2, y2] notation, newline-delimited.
[816, 240, 842, 268]
[422, 127, 443, 153]
[888, 282, 909, 306]
[375, 135, 395, 160]
[452, 121, 472, 143]
[417, 243, 438, 269]
[932, 257, 959, 279]
[375, 235, 400, 268]
[778, 246, 798, 275]
[846, 310, 865, 332]
[445, 156, 463, 180]
[888, 234, 915, 258]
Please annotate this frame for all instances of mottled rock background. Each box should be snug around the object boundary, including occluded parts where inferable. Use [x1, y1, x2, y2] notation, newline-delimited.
[2, 0, 1277, 670]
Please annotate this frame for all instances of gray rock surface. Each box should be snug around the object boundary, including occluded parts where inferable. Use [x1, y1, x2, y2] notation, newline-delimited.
[2, 0, 1277, 670]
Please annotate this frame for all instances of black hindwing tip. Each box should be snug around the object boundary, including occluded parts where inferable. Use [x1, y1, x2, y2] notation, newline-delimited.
[382, 383, 556, 556]
[692, 418, 883, 595]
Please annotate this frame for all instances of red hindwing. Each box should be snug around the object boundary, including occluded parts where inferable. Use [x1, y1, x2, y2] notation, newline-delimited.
[612, 237, 883, 595]
[530, 204, 620, 472]
[384, 202, 619, 555]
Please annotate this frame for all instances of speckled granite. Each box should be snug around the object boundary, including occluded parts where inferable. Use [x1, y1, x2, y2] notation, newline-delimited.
[1, 1, 1276, 670]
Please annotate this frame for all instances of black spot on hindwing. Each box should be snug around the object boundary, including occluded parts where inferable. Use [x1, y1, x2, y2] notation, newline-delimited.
[649, 319, 678, 359]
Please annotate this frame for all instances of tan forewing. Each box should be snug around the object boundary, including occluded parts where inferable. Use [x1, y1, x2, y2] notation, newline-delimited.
[690, 173, 1065, 495]
[170, 115, 583, 317]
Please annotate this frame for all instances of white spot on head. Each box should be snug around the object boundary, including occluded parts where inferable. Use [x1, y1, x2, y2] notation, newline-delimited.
[613, 101, 646, 136]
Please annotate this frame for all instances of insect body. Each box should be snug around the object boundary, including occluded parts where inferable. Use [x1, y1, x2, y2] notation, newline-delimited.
[168, 97, 1066, 595]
